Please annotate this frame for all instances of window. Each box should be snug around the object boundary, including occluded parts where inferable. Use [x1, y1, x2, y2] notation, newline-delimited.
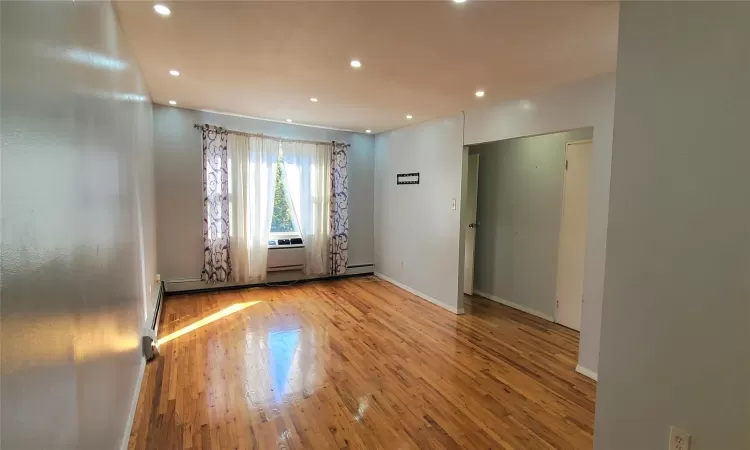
[270, 152, 300, 236]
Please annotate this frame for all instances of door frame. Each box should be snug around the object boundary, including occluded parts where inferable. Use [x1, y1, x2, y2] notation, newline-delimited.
[554, 139, 593, 328]
[463, 153, 480, 295]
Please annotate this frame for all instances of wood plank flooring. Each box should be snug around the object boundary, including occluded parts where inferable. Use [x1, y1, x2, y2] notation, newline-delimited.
[128, 276, 596, 450]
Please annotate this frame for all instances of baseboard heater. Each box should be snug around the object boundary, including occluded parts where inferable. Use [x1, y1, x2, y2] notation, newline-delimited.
[142, 281, 164, 361]
[165, 263, 375, 294]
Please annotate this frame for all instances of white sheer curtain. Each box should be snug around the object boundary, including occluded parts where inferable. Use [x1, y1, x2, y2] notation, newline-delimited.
[228, 134, 279, 282]
[282, 142, 332, 276]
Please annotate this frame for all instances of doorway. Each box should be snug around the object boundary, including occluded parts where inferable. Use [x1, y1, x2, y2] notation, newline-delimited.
[554, 140, 593, 331]
[461, 128, 593, 321]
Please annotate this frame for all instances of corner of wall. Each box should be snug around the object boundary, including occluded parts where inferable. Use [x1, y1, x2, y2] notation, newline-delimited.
[575, 364, 598, 382]
[375, 273, 463, 315]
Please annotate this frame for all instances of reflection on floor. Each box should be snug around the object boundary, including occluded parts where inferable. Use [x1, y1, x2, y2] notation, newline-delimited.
[128, 276, 596, 449]
[268, 329, 301, 404]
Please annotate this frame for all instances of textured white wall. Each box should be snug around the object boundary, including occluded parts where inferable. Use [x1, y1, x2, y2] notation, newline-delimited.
[465, 73, 616, 375]
[153, 105, 375, 284]
[0, 2, 156, 449]
[594, 3, 750, 449]
[374, 114, 466, 312]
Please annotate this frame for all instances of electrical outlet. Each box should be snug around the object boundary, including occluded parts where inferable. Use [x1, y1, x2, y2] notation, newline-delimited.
[669, 426, 690, 450]
[155, 273, 161, 283]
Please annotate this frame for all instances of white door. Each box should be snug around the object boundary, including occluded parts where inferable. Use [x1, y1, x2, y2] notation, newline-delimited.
[555, 140, 592, 331]
[463, 154, 479, 295]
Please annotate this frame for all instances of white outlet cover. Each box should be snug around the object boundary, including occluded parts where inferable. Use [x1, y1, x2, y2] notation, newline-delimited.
[669, 426, 690, 450]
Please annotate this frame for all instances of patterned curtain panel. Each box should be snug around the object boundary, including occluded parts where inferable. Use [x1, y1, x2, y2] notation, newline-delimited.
[329, 143, 349, 275]
[201, 125, 231, 282]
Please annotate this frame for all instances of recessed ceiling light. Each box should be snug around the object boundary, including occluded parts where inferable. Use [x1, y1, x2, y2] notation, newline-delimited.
[475, 90, 485, 98]
[350, 59, 362, 69]
[365, 130, 372, 134]
[153, 4, 171, 16]
[453, 0, 467, 3]
[286, 119, 293, 123]
[168, 100, 177, 105]
[169, 70, 180, 76]
[406, 115, 413, 120]
[310, 98, 318, 102]
[521, 100, 532, 110]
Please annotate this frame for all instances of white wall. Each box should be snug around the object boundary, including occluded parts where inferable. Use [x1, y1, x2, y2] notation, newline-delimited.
[153, 105, 375, 288]
[373, 74, 615, 372]
[374, 114, 466, 312]
[0, 2, 156, 449]
[594, 3, 750, 449]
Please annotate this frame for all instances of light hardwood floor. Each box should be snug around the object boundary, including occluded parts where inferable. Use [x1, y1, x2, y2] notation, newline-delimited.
[128, 276, 596, 450]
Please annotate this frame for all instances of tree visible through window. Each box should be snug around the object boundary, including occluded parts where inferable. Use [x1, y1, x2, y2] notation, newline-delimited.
[271, 153, 298, 233]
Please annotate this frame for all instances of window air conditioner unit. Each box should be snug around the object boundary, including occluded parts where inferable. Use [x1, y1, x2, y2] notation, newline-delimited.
[267, 238, 305, 272]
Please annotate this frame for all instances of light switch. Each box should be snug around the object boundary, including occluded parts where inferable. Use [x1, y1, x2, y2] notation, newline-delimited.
[451, 198, 456, 210]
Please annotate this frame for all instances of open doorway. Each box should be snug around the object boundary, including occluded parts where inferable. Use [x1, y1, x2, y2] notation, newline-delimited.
[461, 128, 593, 331]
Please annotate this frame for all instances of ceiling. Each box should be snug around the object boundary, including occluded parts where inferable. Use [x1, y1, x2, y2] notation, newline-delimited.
[113, 1, 618, 133]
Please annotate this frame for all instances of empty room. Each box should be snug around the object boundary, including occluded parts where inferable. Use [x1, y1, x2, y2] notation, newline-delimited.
[2, 1, 748, 450]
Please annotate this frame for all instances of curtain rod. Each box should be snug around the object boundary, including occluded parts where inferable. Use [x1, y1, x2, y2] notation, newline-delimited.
[193, 124, 351, 147]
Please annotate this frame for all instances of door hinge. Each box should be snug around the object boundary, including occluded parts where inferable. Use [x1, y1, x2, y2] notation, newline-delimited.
[565, 160, 569, 170]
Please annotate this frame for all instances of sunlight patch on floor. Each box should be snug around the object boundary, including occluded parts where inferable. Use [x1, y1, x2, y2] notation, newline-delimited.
[157, 301, 261, 345]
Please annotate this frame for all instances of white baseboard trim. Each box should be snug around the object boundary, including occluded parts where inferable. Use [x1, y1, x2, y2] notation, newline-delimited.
[473, 290, 555, 322]
[576, 364, 598, 382]
[374, 272, 464, 314]
[120, 356, 146, 450]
